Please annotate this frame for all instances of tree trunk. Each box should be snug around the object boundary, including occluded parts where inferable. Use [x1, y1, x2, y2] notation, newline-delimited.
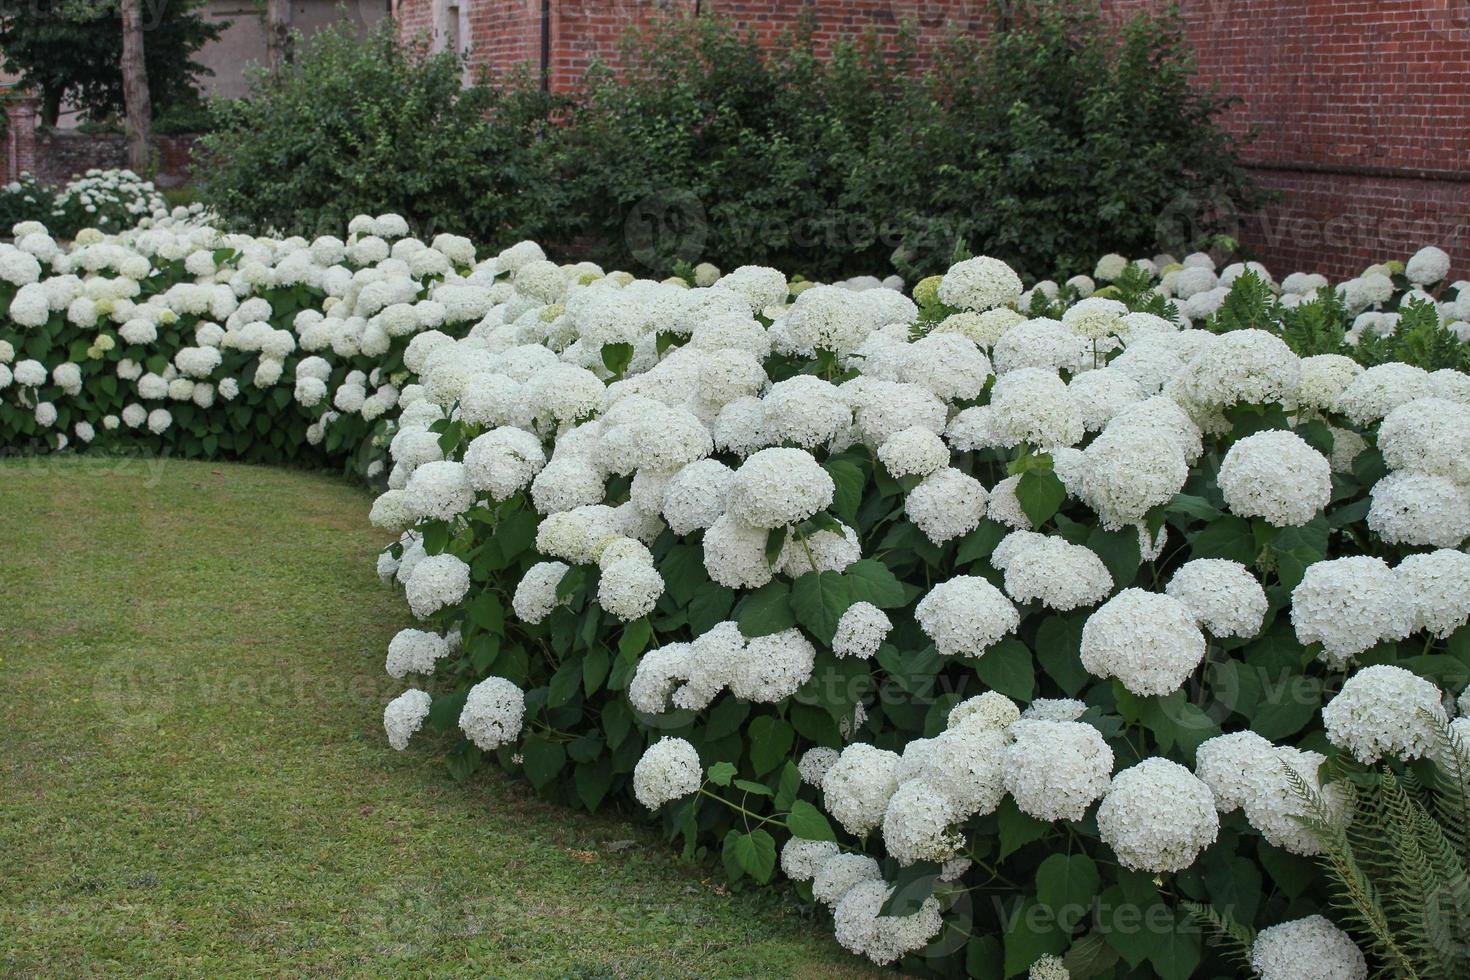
[119, 0, 151, 173]
[266, 0, 293, 71]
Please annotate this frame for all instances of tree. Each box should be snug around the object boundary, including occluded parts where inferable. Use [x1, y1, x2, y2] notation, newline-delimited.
[119, 0, 151, 171]
[0, 0, 221, 127]
[266, 0, 293, 71]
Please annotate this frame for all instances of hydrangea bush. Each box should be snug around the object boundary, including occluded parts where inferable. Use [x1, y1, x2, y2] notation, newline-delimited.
[4, 201, 1470, 978]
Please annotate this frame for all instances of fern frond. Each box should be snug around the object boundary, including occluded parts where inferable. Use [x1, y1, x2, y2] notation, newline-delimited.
[1426, 715, 1470, 867]
[1181, 900, 1258, 975]
[1377, 770, 1458, 978]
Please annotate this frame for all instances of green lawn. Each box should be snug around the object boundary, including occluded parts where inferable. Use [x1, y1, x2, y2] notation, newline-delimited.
[0, 456, 873, 978]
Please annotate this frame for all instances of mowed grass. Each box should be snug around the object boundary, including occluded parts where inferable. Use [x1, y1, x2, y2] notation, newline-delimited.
[0, 456, 875, 978]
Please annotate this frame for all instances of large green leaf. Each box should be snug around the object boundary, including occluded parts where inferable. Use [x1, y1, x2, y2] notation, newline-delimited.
[1016, 469, 1066, 528]
[843, 558, 907, 609]
[1035, 853, 1101, 916]
[736, 581, 795, 637]
[790, 570, 851, 644]
[973, 638, 1035, 701]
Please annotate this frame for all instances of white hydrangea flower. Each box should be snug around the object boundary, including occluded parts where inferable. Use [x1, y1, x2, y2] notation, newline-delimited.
[1291, 557, 1414, 667]
[383, 689, 433, 751]
[1297, 354, 1363, 413]
[1080, 589, 1205, 696]
[702, 513, 774, 589]
[1395, 549, 1470, 638]
[994, 533, 1112, 611]
[1028, 954, 1070, 980]
[812, 852, 882, 907]
[877, 426, 949, 478]
[832, 602, 891, 659]
[1322, 664, 1446, 764]
[989, 367, 1083, 448]
[937, 256, 1023, 312]
[915, 576, 1019, 657]
[1096, 757, 1218, 872]
[882, 779, 963, 866]
[512, 561, 569, 624]
[822, 743, 901, 836]
[905, 467, 988, 544]
[798, 746, 841, 787]
[597, 557, 663, 621]
[628, 643, 692, 715]
[1250, 916, 1366, 980]
[385, 628, 450, 678]
[1377, 396, 1470, 485]
[729, 628, 816, 702]
[632, 736, 702, 809]
[402, 459, 474, 522]
[661, 459, 734, 535]
[1004, 719, 1113, 821]
[1218, 429, 1331, 527]
[458, 676, 525, 751]
[1405, 245, 1450, 285]
[1165, 559, 1268, 639]
[1374, 467, 1469, 545]
[1079, 423, 1189, 529]
[897, 332, 993, 402]
[832, 878, 943, 966]
[1336, 362, 1433, 425]
[404, 553, 471, 619]
[727, 447, 834, 529]
[780, 837, 840, 882]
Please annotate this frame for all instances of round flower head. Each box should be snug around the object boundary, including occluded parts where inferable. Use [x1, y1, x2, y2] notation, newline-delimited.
[760, 376, 850, 449]
[1367, 470, 1470, 548]
[702, 513, 774, 589]
[997, 534, 1112, 611]
[458, 676, 525, 750]
[1405, 245, 1450, 285]
[727, 447, 834, 529]
[988, 367, 1083, 449]
[1080, 589, 1205, 696]
[628, 642, 691, 715]
[937, 255, 1023, 312]
[882, 779, 963, 865]
[674, 621, 746, 711]
[897, 332, 993, 402]
[905, 467, 988, 544]
[1062, 296, 1127, 339]
[1241, 745, 1345, 856]
[383, 689, 433, 751]
[1079, 423, 1189, 529]
[798, 746, 840, 787]
[1067, 367, 1145, 432]
[948, 691, 1020, 731]
[832, 878, 943, 966]
[1194, 730, 1280, 813]
[1004, 719, 1113, 822]
[1336, 362, 1433, 425]
[1395, 549, 1470, 638]
[402, 459, 475, 522]
[832, 602, 891, 659]
[1028, 954, 1069, 980]
[915, 576, 1019, 657]
[1250, 916, 1366, 980]
[1173, 328, 1299, 408]
[1165, 559, 1268, 639]
[780, 837, 840, 882]
[632, 737, 702, 809]
[385, 628, 450, 678]
[1218, 430, 1331, 527]
[812, 852, 882, 907]
[877, 426, 949, 478]
[1322, 664, 1446, 764]
[1096, 757, 1219, 872]
[512, 561, 569, 624]
[1291, 557, 1414, 668]
[1297, 354, 1363, 413]
[1376, 396, 1470, 485]
[597, 557, 664, 622]
[729, 628, 816, 703]
[404, 553, 471, 619]
[822, 743, 901, 836]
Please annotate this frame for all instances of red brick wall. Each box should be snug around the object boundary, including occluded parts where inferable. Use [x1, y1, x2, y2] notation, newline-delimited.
[395, 0, 1470, 281]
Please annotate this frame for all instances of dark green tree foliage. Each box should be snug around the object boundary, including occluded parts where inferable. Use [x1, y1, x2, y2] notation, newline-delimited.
[198, 21, 562, 243]
[200, 1, 1262, 281]
[0, 0, 221, 125]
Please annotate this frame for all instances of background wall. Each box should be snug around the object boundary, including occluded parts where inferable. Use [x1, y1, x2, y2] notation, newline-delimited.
[394, 0, 1470, 280]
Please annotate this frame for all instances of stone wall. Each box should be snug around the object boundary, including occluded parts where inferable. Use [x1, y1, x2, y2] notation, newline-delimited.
[2, 95, 198, 188]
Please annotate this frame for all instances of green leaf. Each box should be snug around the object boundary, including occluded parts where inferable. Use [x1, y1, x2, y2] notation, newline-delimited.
[1062, 932, 1121, 979]
[547, 656, 583, 708]
[786, 800, 836, 842]
[764, 527, 787, 566]
[600, 341, 633, 377]
[842, 558, 906, 609]
[732, 778, 772, 796]
[997, 797, 1049, 859]
[1166, 493, 1222, 522]
[687, 581, 735, 634]
[773, 762, 801, 810]
[521, 738, 566, 791]
[1191, 515, 1255, 565]
[444, 741, 482, 782]
[722, 828, 777, 884]
[707, 761, 737, 786]
[467, 592, 505, 634]
[703, 697, 750, 740]
[1086, 524, 1142, 586]
[747, 716, 795, 776]
[1035, 615, 1089, 696]
[957, 519, 1009, 566]
[824, 458, 865, 525]
[1035, 853, 1101, 916]
[1146, 912, 1203, 980]
[582, 647, 610, 695]
[574, 761, 614, 811]
[618, 618, 653, 659]
[1003, 898, 1068, 978]
[1015, 469, 1066, 528]
[789, 570, 851, 645]
[972, 638, 1035, 701]
[736, 581, 795, 637]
